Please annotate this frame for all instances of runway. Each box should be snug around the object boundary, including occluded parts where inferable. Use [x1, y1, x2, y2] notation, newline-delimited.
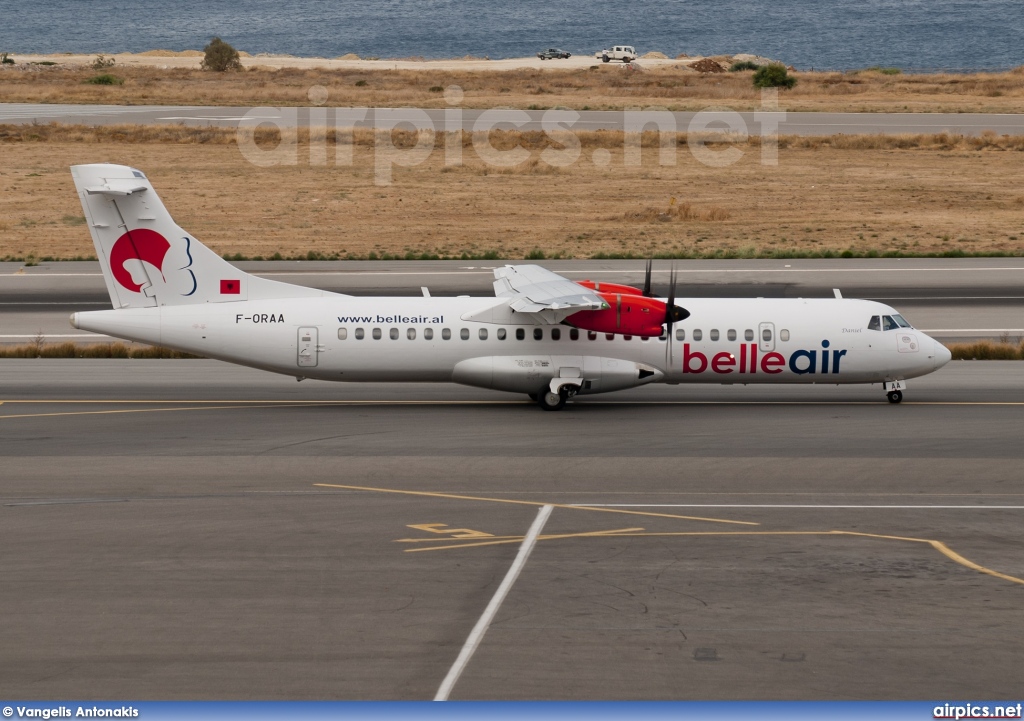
[2, 103, 1024, 136]
[0, 360, 1022, 699]
[2, 258, 1022, 345]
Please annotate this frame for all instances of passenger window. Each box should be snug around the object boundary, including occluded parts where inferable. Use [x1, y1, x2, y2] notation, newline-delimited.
[882, 315, 898, 331]
[406, 328, 416, 340]
[762, 328, 772, 342]
[570, 328, 579, 341]
[780, 329, 790, 342]
[460, 328, 470, 340]
[355, 328, 364, 340]
[534, 328, 543, 340]
[516, 328, 525, 340]
[676, 328, 685, 341]
[640, 336, 649, 342]
[390, 328, 399, 340]
[868, 315, 881, 331]
[424, 328, 434, 340]
[479, 328, 488, 340]
[588, 331, 597, 340]
[442, 328, 451, 340]
[497, 328, 507, 340]
[693, 329, 702, 341]
[551, 328, 561, 341]
[372, 328, 382, 340]
[338, 328, 347, 340]
[727, 329, 736, 341]
[605, 333, 615, 341]
[745, 329, 754, 341]
[710, 329, 719, 341]
[623, 335, 632, 341]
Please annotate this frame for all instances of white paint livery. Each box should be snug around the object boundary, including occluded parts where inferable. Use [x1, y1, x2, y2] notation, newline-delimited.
[69, 164, 952, 409]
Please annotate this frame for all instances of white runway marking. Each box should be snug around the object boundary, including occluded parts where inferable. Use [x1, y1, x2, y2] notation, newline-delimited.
[434, 504, 553, 701]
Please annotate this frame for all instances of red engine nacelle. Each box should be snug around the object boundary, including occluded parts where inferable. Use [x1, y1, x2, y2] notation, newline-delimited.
[576, 280, 646, 296]
[566, 292, 668, 337]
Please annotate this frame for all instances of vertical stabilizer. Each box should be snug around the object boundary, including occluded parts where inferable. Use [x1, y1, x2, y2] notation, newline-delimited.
[71, 164, 332, 308]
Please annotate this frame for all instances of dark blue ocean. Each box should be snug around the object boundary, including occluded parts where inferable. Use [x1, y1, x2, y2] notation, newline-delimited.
[2, 0, 1021, 72]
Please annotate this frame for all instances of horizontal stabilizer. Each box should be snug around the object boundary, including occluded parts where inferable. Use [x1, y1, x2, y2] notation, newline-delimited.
[85, 180, 149, 196]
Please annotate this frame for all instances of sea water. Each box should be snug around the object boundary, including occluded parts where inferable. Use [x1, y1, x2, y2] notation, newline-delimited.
[2, 0, 1021, 71]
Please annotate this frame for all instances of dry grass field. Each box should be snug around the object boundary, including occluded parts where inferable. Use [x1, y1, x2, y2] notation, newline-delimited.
[4, 64, 1024, 113]
[2, 124, 1023, 261]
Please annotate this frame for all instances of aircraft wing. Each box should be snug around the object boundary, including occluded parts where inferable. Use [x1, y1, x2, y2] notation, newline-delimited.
[493, 264, 608, 323]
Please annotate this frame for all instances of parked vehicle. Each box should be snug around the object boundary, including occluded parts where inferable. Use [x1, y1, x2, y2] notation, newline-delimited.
[595, 45, 637, 63]
[537, 48, 571, 60]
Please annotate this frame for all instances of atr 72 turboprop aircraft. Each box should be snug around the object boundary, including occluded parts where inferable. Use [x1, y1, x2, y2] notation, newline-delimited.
[69, 164, 951, 410]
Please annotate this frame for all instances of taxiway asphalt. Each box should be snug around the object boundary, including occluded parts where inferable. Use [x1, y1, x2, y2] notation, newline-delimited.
[0, 360, 1022, 699]
[2, 104, 1024, 136]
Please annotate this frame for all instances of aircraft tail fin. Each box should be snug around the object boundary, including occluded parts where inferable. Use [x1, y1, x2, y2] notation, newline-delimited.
[71, 164, 331, 308]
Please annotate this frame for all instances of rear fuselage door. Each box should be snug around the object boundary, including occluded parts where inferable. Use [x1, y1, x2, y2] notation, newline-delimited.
[297, 327, 318, 367]
[758, 322, 775, 352]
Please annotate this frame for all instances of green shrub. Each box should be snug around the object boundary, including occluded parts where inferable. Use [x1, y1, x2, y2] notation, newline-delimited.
[355, 79, 367, 86]
[753, 63, 796, 89]
[865, 66, 901, 75]
[92, 54, 115, 69]
[526, 248, 546, 260]
[729, 60, 759, 72]
[429, 85, 443, 92]
[86, 74, 124, 85]
[1, 52, 14, 65]
[201, 37, 242, 72]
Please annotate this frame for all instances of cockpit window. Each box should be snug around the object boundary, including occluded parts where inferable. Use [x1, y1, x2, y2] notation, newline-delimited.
[892, 314, 912, 328]
[868, 315, 881, 331]
[882, 315, 899, 331]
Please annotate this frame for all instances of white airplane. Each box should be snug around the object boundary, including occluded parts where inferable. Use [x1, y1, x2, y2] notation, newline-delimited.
[69, 163, 951, 410]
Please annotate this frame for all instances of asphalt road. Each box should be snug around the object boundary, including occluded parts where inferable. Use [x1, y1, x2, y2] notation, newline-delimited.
[2, 104, 1023, 136]
[2, 259, 1023, 345]
[0, 360, 1022, 699]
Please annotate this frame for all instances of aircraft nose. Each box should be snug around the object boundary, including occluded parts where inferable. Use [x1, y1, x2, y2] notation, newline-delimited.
[933, 339, 952, 369]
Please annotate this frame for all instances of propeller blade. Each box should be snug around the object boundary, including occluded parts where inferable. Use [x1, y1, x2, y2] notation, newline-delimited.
[665, 265, 677, 329]
[643, 259, 653, 297]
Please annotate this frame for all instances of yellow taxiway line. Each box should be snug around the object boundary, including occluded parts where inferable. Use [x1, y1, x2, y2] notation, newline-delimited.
[316, 483, 1024, 586]
[315, 483, 759, 526]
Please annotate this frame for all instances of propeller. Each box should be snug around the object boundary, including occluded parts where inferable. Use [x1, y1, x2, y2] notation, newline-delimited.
[642, 258, 653, 297]
[661, 264, 690, 367]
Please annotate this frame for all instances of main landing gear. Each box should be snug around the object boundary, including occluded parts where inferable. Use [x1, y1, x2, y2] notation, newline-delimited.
[886, 390, 903, 404]
[534, 383, 580, 411]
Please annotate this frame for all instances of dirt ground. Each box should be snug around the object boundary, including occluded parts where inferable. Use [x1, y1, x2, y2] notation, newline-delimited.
[3, 62, 1024, 114]
[2, 129, 1023, 261]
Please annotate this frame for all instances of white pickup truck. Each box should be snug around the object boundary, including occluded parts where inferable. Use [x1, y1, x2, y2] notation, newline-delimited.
[595, 45, 637, 63]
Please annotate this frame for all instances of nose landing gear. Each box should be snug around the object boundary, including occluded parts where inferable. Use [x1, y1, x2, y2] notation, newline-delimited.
[884, 380, 906, 404]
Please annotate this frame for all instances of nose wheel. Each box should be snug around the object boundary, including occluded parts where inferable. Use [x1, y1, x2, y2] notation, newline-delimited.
[886, 390, 903, 404]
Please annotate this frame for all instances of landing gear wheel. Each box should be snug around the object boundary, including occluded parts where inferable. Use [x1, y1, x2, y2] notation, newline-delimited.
[538, 389, 568, 411]
[887, 390, 903, 404]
